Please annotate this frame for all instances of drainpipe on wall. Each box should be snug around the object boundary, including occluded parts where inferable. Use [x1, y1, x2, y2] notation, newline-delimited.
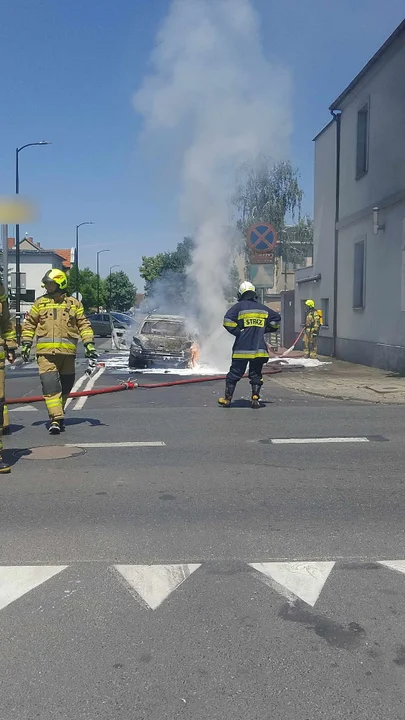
[331, 110, 341, 357]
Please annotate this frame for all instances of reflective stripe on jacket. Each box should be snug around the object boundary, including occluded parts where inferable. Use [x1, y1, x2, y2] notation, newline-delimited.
[21, 294, 94, 355]
[0, 283, 17, 362]
[223, 299, 281, 360]
[305, 310, 321, 332]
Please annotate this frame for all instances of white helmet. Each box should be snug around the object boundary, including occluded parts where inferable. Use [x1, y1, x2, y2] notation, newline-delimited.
[238, 281, 256, 299]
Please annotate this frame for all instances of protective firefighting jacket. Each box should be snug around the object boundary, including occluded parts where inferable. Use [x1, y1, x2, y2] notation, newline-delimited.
[305, 309, 321, 334]
[0, 284, 17, 359]
[21, 293, 94, 355]
[223, 297, 281, 360]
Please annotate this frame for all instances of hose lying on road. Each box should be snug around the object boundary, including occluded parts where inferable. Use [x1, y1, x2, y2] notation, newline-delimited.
[5, 381, 137, 405]
[138, 365, 282, 389]
[5, 366, 282, 404]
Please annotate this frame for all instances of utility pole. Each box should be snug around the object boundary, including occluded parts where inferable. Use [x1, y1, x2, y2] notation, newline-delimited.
[96, 249, 110, 312]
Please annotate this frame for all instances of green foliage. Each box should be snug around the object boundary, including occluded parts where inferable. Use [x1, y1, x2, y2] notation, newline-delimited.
[105, 271, 137, 312]
[226, 261, 240, 302]
[67, 266, 103, 312]
[232, 159, 313, 269]
[139, 236, 194, 297]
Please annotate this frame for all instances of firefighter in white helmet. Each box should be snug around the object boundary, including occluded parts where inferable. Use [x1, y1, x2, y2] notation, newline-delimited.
[219, 281, 281, 408]
[21, 269, 97, 434]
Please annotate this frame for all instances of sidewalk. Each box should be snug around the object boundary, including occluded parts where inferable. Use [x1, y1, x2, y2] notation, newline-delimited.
[270, 354, 405, 404]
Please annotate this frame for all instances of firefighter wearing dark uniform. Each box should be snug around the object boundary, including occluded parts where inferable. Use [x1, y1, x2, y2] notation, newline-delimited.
[21, 269, 97, 435]
[218, 282, 281, 409]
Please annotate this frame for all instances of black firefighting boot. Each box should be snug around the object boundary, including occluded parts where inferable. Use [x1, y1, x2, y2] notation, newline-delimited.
[218, 382, 235, 408]
[49, 420, 61, 435]
[0, 455, 11, 473]
[251, 384, 262, 409]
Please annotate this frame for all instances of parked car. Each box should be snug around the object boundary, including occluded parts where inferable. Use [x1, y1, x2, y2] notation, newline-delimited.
[86, 312, 133, 337]
[129, 314, 193, 368]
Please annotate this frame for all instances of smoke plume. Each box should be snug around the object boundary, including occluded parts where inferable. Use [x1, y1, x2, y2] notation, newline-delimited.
[134, 0, 292, 368]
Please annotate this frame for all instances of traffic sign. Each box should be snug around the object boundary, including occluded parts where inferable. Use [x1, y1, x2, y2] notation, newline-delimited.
[247, 223, 278, 253]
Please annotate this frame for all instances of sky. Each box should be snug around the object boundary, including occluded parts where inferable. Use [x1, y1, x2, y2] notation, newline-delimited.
[1, 0, 404, 289]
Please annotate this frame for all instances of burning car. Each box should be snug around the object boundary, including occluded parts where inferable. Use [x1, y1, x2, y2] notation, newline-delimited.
[128, 313, 197, 369]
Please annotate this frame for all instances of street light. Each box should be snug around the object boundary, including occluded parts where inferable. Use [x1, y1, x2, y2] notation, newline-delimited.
[108, 265, 120, 311]
[15, 141, 51, 335]
[75, 222, 94, 299]
[96, 249, 110, 312]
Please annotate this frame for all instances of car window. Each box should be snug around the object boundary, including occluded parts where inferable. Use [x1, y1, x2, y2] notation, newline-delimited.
[102, 315, 110, 322]
[141, 320, 187, 337]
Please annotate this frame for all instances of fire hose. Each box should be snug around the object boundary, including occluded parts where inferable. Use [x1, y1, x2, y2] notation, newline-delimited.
[5, 364, 282, 404]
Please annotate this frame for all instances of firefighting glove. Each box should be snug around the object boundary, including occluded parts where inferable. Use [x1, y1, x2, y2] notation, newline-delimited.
[21, 342, 32, 362]
[84, 342, 98, 360]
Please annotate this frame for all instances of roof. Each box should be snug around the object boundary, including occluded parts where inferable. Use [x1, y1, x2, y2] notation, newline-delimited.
[144, 314, 186, 322]
[51, 249, 72, 269]
[312, 118, 335, 142]
[330, 18, 405, 111]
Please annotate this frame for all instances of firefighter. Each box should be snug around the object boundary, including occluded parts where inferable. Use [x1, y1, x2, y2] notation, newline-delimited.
[0, 283, 17, 472]
[21, 269, 97, 435]
[218, 281, 281, 409]
[303, 299, 321, 358]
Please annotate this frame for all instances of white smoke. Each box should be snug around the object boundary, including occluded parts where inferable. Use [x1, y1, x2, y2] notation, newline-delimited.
[134, 0, 292, 369]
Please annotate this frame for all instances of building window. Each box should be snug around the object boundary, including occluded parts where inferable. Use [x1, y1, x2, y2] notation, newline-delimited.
[321, 298, 329, 327]
[356, 103, 369, 178]
[353, 238, 366, 309]
[300, 299, 307, 326]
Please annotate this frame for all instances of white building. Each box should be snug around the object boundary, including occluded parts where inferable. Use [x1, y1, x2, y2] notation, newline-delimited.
[7, 237, 72, 312]
[295, 19, 405, 372]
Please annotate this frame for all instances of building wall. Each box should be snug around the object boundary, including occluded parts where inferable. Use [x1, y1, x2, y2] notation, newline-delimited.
[295, 120, 337, 355]
[338, 33, 405, 220]
[334, 32, 405, 371]
[8, 253, 64, 311]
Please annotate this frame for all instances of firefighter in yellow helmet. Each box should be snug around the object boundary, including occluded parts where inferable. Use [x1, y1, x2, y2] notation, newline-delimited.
[303, 299, 321, 358]
[0, 283, 17, 472]
[21, 269, 97, 435]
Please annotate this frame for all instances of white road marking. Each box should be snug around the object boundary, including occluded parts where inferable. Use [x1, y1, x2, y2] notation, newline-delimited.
[65, 441, 166, 448]
[72, 366, 106, 410]
[270, 437, 369, 445]
[249, 561, 335, 607]
[378, 560, 405, 574]
[114, 564, 201, 610]
[64, 372, 90, 409]
[9, 405, 38, 412]
[0, 566, 68, 612]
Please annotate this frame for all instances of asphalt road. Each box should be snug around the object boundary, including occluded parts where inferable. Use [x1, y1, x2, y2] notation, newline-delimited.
[1, 349, 405, 719]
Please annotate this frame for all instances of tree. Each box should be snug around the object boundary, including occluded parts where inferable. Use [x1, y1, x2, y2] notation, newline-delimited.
[104, 271, 137, 312]
[232, 159, 313, 269]
[139, 236, 194, 300]
[226, 261, 240, 302]
[67, 266, 103, 312]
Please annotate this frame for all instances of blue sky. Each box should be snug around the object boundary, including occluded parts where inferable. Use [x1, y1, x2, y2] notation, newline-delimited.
[1, 0, 404, 288]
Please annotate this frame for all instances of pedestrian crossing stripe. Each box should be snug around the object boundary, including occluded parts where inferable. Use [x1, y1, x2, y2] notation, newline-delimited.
[1, 561, 405, 613]
[9, 405, 38, 412]
[378, 560, 405, 574]
[0, 566, 67, 612]
[113, 564, 201, 610]
[249, 561, 335, 607]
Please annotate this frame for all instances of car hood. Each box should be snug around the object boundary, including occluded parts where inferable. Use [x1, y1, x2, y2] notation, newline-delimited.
[138, 334, 189, 352]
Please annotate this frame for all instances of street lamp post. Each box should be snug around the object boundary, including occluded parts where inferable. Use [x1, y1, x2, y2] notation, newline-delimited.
[108, 265, 120, 311]
[15, 141, 51, 336]
[96, 249, 110, 313]
[75, 222, 94, 299]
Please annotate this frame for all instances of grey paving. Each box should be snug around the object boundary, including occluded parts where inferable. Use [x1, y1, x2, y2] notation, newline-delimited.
[1, 360, 405, 717]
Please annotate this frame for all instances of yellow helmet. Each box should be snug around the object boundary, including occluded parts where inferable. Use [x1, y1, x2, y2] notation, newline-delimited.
[305, 299, 315, 308]
[42, 268, 68, 291]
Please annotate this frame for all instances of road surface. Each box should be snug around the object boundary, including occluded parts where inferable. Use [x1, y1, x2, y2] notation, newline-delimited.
[1, 348, 405, 719]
